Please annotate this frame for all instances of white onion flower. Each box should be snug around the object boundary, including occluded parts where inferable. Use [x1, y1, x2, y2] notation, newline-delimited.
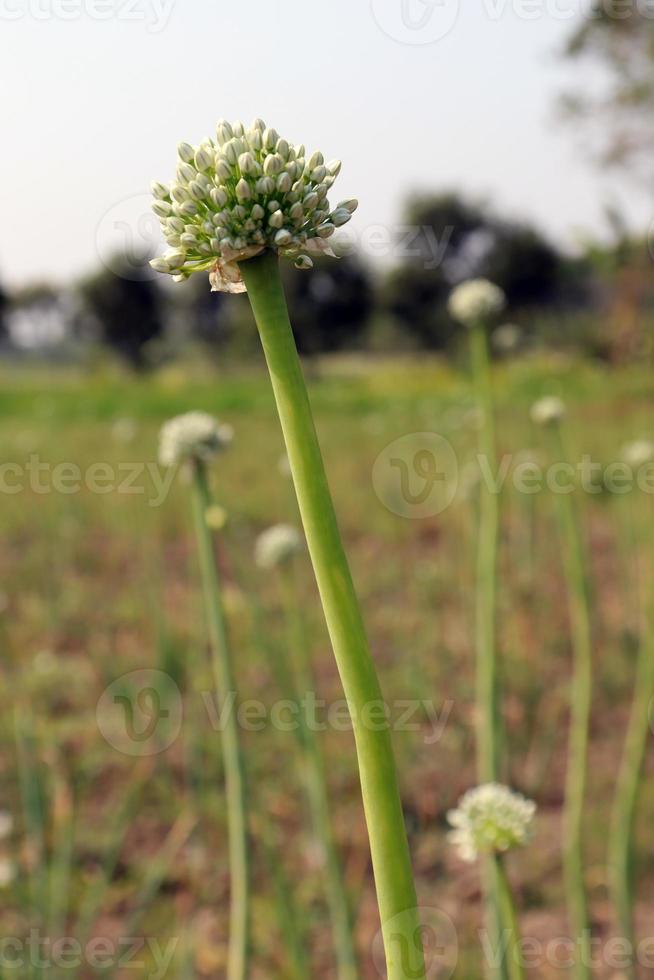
[622, 439, 654, 468]
[447, 783, 536, 863]
[149, 119, 358, 292]
[159, 412, 233, 467]
[255, 524, 304, 569]
[448, 279, 506, 326]
[530, 396, 566, 427]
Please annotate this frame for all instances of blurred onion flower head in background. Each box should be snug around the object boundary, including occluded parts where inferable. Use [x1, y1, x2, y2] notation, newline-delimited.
[159, 412, 233, 467]
[255, 524, 304, 569]
[149, 118, 358, 292]
[530, 396, 566, 427]
[493, 322, 522, 354]
[621, 439, 654, 468]
[447, 783, 536, 863]
[448, 279, 506, 326]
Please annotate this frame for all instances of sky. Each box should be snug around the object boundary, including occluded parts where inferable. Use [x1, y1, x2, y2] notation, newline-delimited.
[0, 0, 649, 288]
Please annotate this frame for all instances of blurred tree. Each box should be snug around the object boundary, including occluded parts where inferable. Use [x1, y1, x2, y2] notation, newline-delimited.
[561, 2, 654, 174]
[280, 255, 373, 354]
[8, 284, 70, 348]
[0, 278, 8, 342]
[382, 193, 568, 348]
[76, 256, 164, 369]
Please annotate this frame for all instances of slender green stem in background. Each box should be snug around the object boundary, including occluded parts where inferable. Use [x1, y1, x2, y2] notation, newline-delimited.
[609, 496, 654, 978]
[550, 423, 592, 980]
[494, 856, 525, 980]
[279, 567, 359, 980]
[469, 322, 506, 980]
[241, 251, 425, 980]
[191, 462, 250, 980]
[469, 321, 502, 783]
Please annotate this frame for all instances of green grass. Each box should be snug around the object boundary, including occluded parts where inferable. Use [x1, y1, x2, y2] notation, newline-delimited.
[1, 351, 654, 978]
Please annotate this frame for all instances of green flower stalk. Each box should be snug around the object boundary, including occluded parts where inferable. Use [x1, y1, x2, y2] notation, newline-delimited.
[255, 524, 358, 980]
[531, 397, 591, 980]
[450, 279, 507, 980]
[159, 412, 249, 980]
[151, 121, 424, 980]
[608, 440, 654, 978]
[448, 783, 535, 980]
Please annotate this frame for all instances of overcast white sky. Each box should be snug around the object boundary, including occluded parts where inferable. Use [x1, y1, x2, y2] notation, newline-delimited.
[0, 0, 648, 287]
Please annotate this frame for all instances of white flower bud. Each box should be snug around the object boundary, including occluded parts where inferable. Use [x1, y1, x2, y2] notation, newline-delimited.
[327, 159, 342, 176]
[276, 138, 290, 160]
[152, 200, 172, 218]
[179, 200, 199, 217]
[164, 249, 186, 270]
[194, 146, 214, 172]
[215, 158, 232, 181]
[251, 203, 265, 221]
[294, 255, 313, 270]
[216, 120, 233, 145]
[151, 181, 170, 200]
[170, 183, 190, 203]
[167, 216, 185, 234]
[311, 165, 327, 183]
[303, 191, 319, 211]
[247, 128, 263, 151]
[251, 117, 266, 131]
[188, 180, 207, 201]
[331, 208, 351, 227]
[177, 142, 195, 164]
[289, 201, 304, 222]
[210, 187, 228, 208]
[232, 120, 245, 137]
[269, 210, 284, 229]
[338, 198, 358, 214]
[307, 150, 324, 170]
[239, 152, 257, 175]
[236, 178, 251, 202]
[277, 172, 292, 194]
[256, 176, 275, 196]
[274, 229, 293, 246]
[263, 154, 283, 176]
[263, 127, 279, 149]
[150, 257, 171, 273]
[317, 222, 335, 238]
[267, 200, 281, 212]
[178, 162, 197, 183]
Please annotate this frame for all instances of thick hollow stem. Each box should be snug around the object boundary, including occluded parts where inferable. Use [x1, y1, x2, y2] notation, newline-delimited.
[241, 250, 425, 980]
[191, 462, 250, 980]
[551, 424, 592, 980]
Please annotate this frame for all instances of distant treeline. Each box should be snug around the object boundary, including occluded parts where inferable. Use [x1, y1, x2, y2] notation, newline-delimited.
[2, 193, 653, 367]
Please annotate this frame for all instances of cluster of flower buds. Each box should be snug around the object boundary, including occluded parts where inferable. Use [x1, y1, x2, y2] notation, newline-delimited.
[448, 278, 506, 327]
[159, 411, 233, 468]
[254, 524, 304, 569]
[447, 783, 536, 863]
[149, 119, 358, 292]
